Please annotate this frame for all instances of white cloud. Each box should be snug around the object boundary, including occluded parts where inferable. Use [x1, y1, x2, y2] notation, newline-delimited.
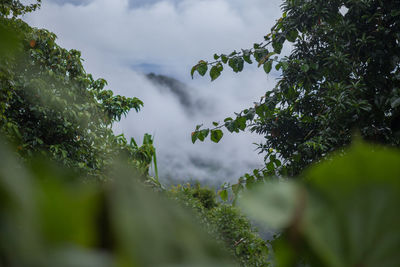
[24, 0, 283, 184]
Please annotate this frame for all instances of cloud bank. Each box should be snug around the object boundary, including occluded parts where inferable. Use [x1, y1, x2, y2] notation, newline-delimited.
[25, 0, 283, 185]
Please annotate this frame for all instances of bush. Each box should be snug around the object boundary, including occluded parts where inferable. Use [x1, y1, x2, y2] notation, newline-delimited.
[169, 184, 270, 266]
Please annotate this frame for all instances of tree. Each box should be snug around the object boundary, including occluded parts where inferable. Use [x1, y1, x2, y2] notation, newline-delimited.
[192, 0, 400, 182]
[0, 0, 156, 178]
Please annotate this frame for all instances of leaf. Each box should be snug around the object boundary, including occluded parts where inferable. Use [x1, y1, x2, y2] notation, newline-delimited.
[191, 131, 198, 144]
[190, 65, 197, 79]
[286, 30, 298, 42]
[218, 189, 228, 201]
[197, 132, 205, 142]
[210, 65, 221, 81]
[263, 61, 273, 74]
[391, 97, 400, 108]
[210, 129, 224, 143]
[236, 117, 247, 131]
[200, 129, 209, 139]
[301, 64, 310, 72]
[228, 57, 244, 73]
[272, 40, 283, 54]
[221, 54, 228, 64]
[197, 61, 208, 76]
[242, 49, 253, 64]
[240, 181, 300, 229]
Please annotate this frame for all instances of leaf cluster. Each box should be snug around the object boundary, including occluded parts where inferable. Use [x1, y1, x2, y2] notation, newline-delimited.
[169, 183, 270, 266]
[0, 16, 154, 178]
[191, 0, 400, 186]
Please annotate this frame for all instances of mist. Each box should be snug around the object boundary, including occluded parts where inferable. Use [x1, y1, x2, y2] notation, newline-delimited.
[24, 0, 283, 185]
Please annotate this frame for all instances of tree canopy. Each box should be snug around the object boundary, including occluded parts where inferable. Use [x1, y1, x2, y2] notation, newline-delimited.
[192, 0, 400, 180]
[0, 0, 157, 179]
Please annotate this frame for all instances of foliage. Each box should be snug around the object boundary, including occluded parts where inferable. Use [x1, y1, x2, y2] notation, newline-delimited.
[169, 184, 270, 266]
[240, 141, 400, 267]
[191, 0, 400, 186]
[0, 0, 41, 18]
[0, 8, 156, 178]
[0, 142, 236, 267]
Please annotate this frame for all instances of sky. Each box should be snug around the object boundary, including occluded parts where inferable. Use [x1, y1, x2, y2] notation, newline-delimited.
[24, 0, 284, 185]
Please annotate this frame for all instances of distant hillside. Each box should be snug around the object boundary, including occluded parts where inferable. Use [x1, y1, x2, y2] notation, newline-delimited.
[146, 73, 206, 114]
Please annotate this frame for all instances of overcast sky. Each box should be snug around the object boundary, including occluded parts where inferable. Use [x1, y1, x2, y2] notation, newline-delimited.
[24, 0, 284, 185]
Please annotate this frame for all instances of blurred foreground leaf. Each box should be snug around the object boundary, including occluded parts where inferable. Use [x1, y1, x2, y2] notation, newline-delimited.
[0, 141, 236, 267]
[240, 141, 400, 267]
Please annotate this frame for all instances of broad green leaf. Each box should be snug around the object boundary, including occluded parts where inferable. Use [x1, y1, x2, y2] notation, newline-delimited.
[236, 117, 247, 131]
[210, 129, 224, 143]
[272, 40, 283, 54]
[221, 54, 228, 64]
[210, 65, 221, 81]
[240, 181, 300, 229]
[218, 189, 228, 201]
[197, 62, 208, 76]
[263, 61, 273, 74]
[242, 49, 253, 64]
[191, 131, 199, 144]
[286, 30, 298, 42]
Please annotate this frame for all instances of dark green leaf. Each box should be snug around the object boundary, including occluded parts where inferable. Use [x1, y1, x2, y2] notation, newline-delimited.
[210, 129, 224, 143]
[197, 62, 208, 76]
[210, 65, 221, 81]
[263, 61, 273, 74]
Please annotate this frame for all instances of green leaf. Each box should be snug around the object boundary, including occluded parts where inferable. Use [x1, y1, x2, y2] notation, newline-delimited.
[272, 40, 283, 54]
[191, 131, 199, 144]
[242, 49, 253, 64]
[212, 122, 219, 126]
[301, 64, 310, 72]
[263, 61, 273, 74]
[197, 62, 208, 76]
[200, 129, 209, 139]
[228, 57, 244, 73]
[218, 189, 228, 201]
[210, 65, 221, 81]
[190, 65, 197, 79]
[286, 30, 298, 42]
[210, 129, 224, 143]
[236, 117, 247, 131]
[221, 54, 228, 64]
[240, 181, 300, 229]
[197, 132, 205, 142]
[213, 53, 220, 60]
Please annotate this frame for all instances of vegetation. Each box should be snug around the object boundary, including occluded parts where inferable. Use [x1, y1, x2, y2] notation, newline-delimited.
[0, 142, 235, 267]
[0, 1, 266, 266]
[241, 141, 400, 267]
[1, 0, 400, 267]
[169, 184, 269, 266]
[0, 0, 157, 180]
[192, 0, 400, 185]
